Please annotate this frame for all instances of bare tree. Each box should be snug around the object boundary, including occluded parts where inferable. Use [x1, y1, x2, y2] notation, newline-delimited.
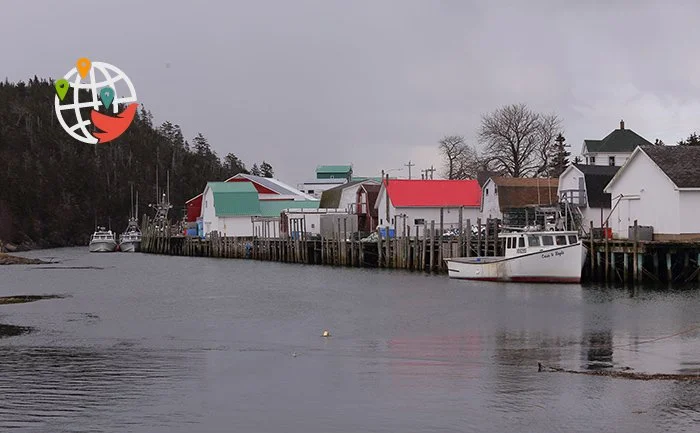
[478, 103, 562, 177]
[438, 135, 480, 179]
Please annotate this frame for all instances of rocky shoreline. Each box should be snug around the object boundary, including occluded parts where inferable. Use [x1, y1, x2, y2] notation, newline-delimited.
[0, 253, 49, 265]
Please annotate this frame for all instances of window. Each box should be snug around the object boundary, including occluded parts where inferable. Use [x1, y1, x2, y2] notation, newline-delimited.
[568, 235, 578, 244]
[205, 200, 208, 208]
[311, 224, 315, 229]
[528, 235, 540, 247]
[485, 188, 489, 195]
[609, 156, 615, 166]
[495, 186, 498, 195]
[542, 235, 554, 246]
[308, 190, 314, 194]
[556, 235, 567, 245]
[590, 156, 596, 164]
[507, 238, 512, 249]
[518, 237, 525, 248]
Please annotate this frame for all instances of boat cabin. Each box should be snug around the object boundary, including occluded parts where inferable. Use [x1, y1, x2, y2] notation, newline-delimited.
[499, 231, 579, 258]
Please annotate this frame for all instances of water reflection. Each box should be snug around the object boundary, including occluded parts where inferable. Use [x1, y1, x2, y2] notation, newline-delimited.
[582, 331, 613, 370]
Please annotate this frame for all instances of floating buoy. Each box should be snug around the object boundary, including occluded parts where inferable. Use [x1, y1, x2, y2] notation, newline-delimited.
[292, 351, 297, 357]
[322, 330, 330, 337]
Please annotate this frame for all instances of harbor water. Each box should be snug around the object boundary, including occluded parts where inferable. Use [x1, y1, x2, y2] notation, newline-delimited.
[1, 248, 699, 432]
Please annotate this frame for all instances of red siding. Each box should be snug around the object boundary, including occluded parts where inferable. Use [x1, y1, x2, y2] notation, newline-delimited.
[227, 178, 277, 195]
[186, 195, 203, 222]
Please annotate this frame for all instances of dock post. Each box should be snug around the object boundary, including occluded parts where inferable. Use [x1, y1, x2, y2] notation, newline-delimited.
[605, 236, 610, 282]
[623, 252, 628, 284]
[632, 220, 639, 282]
[385, 225, 391, 268]
[458, 207, 464, 256]
[466, 219, 472, 257]
[439, 209, 444, 271]
[589, 221, 594, 278]
[596, 251, 602, 280]
[406, 225, 411, 269]
[377, 228, 383, 268]
[413, 226, 419, 270]
[429, 220, 435, 272]
[476, 217, 482, 256]
[343, 218, 348, 267]
[667, 251, 673, 282]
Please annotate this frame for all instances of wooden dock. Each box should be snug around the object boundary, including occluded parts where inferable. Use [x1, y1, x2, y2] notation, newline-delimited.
[142, 216, 700, 284]
[141, 216, 504, 274]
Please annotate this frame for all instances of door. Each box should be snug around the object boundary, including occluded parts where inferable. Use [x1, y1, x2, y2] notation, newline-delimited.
[578, 177, 586, 205]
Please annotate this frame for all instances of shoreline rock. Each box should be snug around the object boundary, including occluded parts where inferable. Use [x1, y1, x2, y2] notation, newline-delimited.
[0, 253, 49, 265]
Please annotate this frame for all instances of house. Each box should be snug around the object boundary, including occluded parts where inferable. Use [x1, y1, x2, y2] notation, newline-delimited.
[374, 179, 482, 237]
[355, 183, 380, 232]
[480, 177, 559, 221]
[186, 173, 316, 222]
[319, 179, 381, 214]
[200, 182, 260, 237]
[558, 164, 620, 230]
[581, 120, 653, 166]
[297, 164, 353, 199]
[603, 145, 700, 240]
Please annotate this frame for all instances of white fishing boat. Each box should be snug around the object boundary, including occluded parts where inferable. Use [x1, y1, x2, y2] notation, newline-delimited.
[119, 187, 142, 252]
[445, 230, 585, 283]
[89, 227, 118, 252]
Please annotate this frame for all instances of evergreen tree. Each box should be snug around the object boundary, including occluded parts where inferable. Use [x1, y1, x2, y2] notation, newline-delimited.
[678, 133, 700, 146]
[250, 163, 261, 176]
[548, 133, 570, 177]
[260, 161, 274, 178]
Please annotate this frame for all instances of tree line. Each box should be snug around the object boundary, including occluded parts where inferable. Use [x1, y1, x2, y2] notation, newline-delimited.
[0, 77, 274, 248]
[438, 103, 700, 181]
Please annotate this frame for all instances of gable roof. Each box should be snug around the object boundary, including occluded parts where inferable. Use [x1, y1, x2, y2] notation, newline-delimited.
[228, 173, 316, 200]
[573, 164, 620, 208]
[382, 179, 481, 207]
[316, 165, 352, 174]
[259, 200, 320, 217]
[640, 145, 700, 188]
[584, 124, 652, 154]
[319, 179, 377, 208]
[205, 182, 261, 216]
[487, 177, 558, 209]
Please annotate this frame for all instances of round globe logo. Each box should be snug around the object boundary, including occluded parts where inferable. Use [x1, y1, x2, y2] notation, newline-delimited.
[54, 58, 138, 144]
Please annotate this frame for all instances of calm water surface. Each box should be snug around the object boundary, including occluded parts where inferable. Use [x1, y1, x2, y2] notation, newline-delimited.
[1, 247, 699, 432]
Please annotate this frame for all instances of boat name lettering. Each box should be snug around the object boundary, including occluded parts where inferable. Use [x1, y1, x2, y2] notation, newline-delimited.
[541, 250, 564, 259]
[516, 248, 527, 254]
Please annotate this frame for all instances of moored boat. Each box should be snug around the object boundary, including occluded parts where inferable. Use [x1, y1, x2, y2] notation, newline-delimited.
[89, 228, 118, 252]
[445, 230, 585, 283]
[119, 188, 141, 252]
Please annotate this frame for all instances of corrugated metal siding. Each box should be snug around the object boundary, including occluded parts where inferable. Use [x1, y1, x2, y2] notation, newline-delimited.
[259, 200, 320, 217]
[207, 182, 261, 216]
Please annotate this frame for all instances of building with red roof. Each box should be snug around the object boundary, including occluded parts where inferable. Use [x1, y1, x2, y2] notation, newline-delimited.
[374, 179, 482, 236]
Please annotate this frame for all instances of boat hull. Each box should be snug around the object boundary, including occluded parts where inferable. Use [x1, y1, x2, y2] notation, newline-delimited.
[446, 243, 584, 283]
[89, 240, 117, 252]
[119, 241, 141, 252]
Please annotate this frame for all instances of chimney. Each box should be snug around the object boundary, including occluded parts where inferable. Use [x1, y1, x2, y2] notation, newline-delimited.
[620, 119, 625, 130]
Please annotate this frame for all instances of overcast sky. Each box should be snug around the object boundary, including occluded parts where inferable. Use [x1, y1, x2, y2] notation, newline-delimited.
[4, 1, 700, 185]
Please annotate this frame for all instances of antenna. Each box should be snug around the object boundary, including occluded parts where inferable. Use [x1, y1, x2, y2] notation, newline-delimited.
[404, 160, 415, 179]
[167, 170, 170, 205]
[156, 165, 159, 202]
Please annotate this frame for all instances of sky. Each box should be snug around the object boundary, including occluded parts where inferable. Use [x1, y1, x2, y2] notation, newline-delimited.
[4, 0, 700, 187]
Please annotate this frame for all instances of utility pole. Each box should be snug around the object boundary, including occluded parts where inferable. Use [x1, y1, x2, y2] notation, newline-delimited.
[424, 165, 436, 180]
[404, 160, 415, 179]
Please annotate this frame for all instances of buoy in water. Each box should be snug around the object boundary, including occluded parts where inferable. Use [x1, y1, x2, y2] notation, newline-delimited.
[322, 330, 330, 337]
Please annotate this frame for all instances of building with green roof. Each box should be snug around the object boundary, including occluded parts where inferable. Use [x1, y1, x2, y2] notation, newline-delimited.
[200, 182, 261, 236]
[581, 120, 653, 167]
[315, 165, 353, 180]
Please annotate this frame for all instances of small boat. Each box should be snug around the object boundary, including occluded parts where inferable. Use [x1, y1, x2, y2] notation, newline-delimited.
[445, 230, 585, 283]
[119, 187, 141, 252]
[119, 218, 141, 252]
[89, 227, 118, 252]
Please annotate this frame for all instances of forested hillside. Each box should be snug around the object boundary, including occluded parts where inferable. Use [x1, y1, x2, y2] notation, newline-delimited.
[0, 77, 267, 248]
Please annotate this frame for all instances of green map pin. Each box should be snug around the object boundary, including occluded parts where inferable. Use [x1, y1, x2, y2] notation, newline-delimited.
[55, 79, 69, 101]
[100, 87, 115, 110]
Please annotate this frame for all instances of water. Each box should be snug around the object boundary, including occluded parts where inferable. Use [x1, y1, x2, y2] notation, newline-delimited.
[1, 247, 699, 432]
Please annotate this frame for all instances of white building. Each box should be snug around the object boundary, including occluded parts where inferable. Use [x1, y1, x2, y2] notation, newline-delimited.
[201, 182, 261, 237]
[319, 179, 381, 213]
[480, 177, 559, 220]
[604, 145, 700, 240]
[581, 120, 653, 167]
[375, 179, 482, 237]
[558, 164, 620, 229]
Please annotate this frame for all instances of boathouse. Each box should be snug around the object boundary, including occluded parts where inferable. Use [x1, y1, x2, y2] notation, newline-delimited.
[201, 182, 260, 237]
[604, 145, 700, 240]
[480, 177, 558, 221]
[319, 179, 380, 214]
[186, 173, 316, 222]
[297, 164, 353, 199]
[355, 183, 380, 232]
[375, 179, 481, 237]
[581, 120, 653, 166]
[558, 164, 620, 230]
